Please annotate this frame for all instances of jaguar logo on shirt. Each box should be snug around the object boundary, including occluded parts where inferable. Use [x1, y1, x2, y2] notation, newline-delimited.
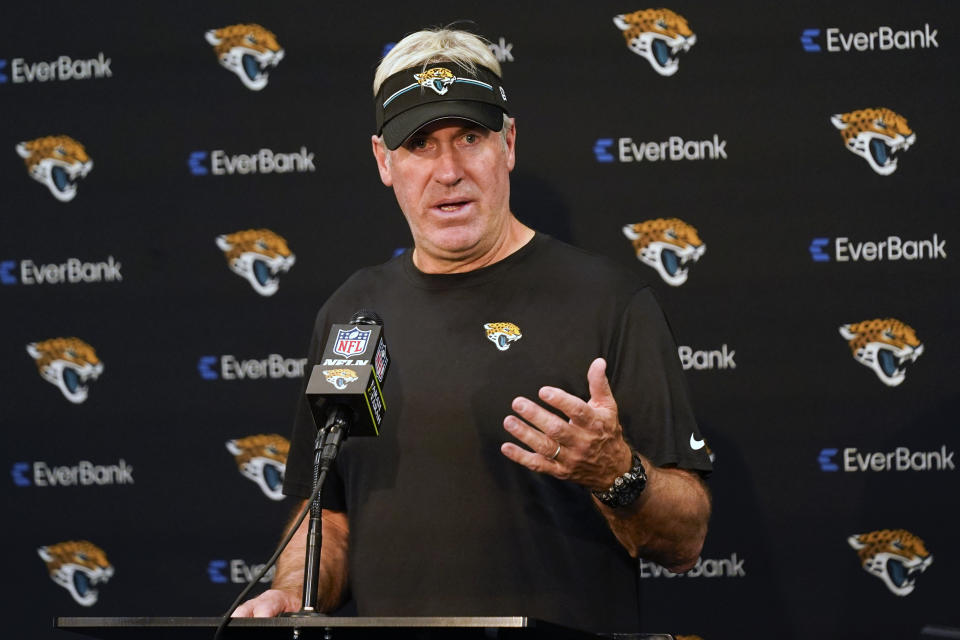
[483, 322, 522, 351]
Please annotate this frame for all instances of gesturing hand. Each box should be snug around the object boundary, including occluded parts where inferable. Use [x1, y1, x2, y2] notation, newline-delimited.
[501, 357, 633, 491]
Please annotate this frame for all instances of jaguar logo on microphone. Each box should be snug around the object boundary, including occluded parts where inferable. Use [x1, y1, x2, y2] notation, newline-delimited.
[38, 540, 114, 606]
[226, 434, 289, 501]
[323, 368, 359, 390]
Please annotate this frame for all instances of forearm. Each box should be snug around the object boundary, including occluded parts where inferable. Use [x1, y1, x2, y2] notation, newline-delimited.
[271, 502, 350, 613]
[596, 457, 710, 572]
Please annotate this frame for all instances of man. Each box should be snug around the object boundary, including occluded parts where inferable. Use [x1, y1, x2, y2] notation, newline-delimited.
[234, 28, 712, 634]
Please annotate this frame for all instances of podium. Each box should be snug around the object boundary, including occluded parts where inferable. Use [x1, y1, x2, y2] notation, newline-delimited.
[55, 616, 673, 639]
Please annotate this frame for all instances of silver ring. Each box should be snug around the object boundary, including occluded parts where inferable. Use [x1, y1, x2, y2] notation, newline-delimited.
[549, 443, 561, 460]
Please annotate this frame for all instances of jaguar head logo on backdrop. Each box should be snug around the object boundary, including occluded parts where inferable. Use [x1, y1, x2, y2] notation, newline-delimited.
[226, 434, 289, 501]
[831, 108, 915, 176]
[614, 9, 696, 76]
[623, 218, 705, 286]
[16, 135, 93, 202]
[205, 23, 284, 90]
[216, 228, 295, 296]
[38, 541, 114, 606]
[839, 318, 922, 387]
[848, 529, 932, 596]
[26, 337, 103, 403]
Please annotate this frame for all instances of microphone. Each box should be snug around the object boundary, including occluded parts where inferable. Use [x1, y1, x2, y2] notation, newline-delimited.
[304, 309, 390, 438]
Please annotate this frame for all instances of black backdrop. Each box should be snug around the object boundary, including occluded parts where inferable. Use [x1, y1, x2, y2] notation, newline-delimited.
[2, 2, 958, 639]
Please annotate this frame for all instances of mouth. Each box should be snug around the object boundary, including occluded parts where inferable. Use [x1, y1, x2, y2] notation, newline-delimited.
[52, 167, 79, 193]
[878, 348, 920, 379]
[253, 260, 274, 286]
[264, 463, 283, 491]
[660, 246, 701, 277]
[888, 558, 927, 590]
[242, 54, 264, 81]
[433, 199, 472, 214]
[652, 40, 673, 67]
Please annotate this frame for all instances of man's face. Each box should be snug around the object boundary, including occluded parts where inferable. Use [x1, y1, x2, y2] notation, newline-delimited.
[372, 118, 516, 272]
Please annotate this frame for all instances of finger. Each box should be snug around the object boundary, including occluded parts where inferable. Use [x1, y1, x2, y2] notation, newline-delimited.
[587, 357, 616, 410]
[536, 385, 593, 429]
[501, 442, 564, 477]
[232, 602, 252, 618]
[511, 396, 573, 443]
[503, 415, 560, 458]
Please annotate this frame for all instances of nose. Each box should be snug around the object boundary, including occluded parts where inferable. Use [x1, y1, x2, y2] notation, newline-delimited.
[432, 146, 464, 186]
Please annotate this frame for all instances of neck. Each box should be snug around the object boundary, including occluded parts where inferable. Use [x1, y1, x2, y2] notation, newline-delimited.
[413, 216, 535, 274]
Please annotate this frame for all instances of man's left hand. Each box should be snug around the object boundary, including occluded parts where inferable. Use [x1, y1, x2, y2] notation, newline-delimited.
[501, 357, 633, 491]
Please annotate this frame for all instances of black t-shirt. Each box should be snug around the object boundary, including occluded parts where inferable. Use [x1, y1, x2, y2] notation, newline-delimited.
[284, 233, 711, 633]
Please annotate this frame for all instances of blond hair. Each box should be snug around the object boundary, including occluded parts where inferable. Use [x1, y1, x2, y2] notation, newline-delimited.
[373, 28, 502, 96]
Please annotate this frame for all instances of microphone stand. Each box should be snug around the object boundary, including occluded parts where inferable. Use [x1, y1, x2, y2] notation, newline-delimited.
[294, 404, 351, 614]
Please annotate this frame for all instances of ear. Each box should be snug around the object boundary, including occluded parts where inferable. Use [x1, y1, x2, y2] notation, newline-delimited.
[16, 142, 31, 159]
[225, 440, 242, 455]
[847, 534, 865, 550]
[613, 15, 631, 31]
[371, 135, 393, 187]
[205, 30, 222, 46]
[830, 114, 848, 130]
[38, 547, 53, 562]
[215, 235, 232, 251]
[26, 343, 41, 358]
[504, 118, 517, 172]
[622, 224, 641, 240]
[839, 324, 856, 340]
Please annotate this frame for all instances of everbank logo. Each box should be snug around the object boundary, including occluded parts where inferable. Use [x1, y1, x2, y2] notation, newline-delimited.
[1, 256, 122, 286]
[800, 24, 938, 53]
[189, 147, 315, 176]
[595, 135, 727, 163]
[809, 234, 946, 262]
[640, 553, 745, 578]
[819, 446, 954, 472]
[208, 559, 276, 584]
[198, 353, 307, 380]
[0, 52, 112, 84]
[11, 459, 134, 487]
[678, 344, 736, 370]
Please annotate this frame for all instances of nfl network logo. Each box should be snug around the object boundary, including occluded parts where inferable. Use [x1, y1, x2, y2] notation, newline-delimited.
[334, 327, 371, 358]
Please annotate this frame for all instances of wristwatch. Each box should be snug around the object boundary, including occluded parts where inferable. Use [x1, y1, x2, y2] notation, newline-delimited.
[592, 450, 647, 508]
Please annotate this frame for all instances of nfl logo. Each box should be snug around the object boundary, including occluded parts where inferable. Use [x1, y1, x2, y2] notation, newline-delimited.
[333, 327, 371, 358]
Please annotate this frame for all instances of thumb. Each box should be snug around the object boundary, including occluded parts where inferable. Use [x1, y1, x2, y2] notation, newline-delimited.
[587, 357, 616, 409]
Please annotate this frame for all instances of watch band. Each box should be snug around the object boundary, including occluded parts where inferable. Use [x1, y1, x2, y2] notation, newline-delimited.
[592, 450, 647, 507]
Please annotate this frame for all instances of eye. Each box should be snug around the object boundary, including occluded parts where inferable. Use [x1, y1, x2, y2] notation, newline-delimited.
[463, 133, 479, 144]
[882, 330, 895, 340]
[66, 349, 78, 358]
[266, 445, 277, 455]
[245, 34, 257, 45]
[874, 119, 887, 129]
[665, 229, 678, 240]
[55, 146, 66, 156]
[76, 552, 89, 562]
[256, 240, 268, 250]
[656, 19, 668, 29]
[892, 540, 904, 550]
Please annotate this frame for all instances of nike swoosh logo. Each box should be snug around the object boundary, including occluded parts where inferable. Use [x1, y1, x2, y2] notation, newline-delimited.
[690, 434, 705, 450]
